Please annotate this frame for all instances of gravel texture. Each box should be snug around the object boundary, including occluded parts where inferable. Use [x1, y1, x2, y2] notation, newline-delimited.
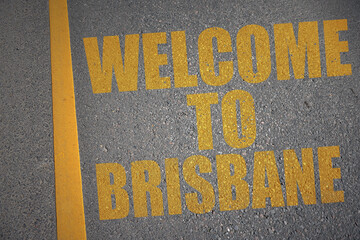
[1, 0, 359, 239]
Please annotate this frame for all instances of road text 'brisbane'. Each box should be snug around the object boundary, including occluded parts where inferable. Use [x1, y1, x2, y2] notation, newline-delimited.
[96, 146, 344, 220]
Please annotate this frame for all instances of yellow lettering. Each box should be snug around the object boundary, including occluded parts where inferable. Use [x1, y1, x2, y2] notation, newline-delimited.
[143, 32, 171, 90]
[183, 155, 215, 214]
[165, 158, 182, 215]
[198, 27, 234, 86]
[283, 148, 316, 206]
[318, 146, 344, 203]
[252, 151, 285, 208]
[237, 25, 271, 83]
[95, 163, 129, 220]
[274, 21, 321, 80]
[216, 154, 249, 211]
[187, 92, 218, 150]
[324, 19, 352, 77]
[83, 35, 140, 93]
[222, 90, 256, 148]
[131, 160, 164, 217]
[171, 31, 198, 88]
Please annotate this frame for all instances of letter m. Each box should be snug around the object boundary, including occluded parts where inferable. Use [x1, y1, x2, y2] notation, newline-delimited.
[274, 21, 321, 80]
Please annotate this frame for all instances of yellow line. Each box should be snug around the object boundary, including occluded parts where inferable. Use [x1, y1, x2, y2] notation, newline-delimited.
[49, 0, 87, 239]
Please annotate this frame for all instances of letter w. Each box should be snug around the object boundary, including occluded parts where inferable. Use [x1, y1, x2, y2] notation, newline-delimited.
[83, 35, 139, 93]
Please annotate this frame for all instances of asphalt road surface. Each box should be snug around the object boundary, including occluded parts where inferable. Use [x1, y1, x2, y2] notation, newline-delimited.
[1, 0, 359, 239]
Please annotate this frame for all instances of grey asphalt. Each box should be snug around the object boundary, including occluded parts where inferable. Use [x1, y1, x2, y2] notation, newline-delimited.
[1, 0, 360, 239]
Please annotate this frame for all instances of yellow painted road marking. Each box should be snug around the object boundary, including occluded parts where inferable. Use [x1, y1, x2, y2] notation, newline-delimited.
[49, 0, 87, 239]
